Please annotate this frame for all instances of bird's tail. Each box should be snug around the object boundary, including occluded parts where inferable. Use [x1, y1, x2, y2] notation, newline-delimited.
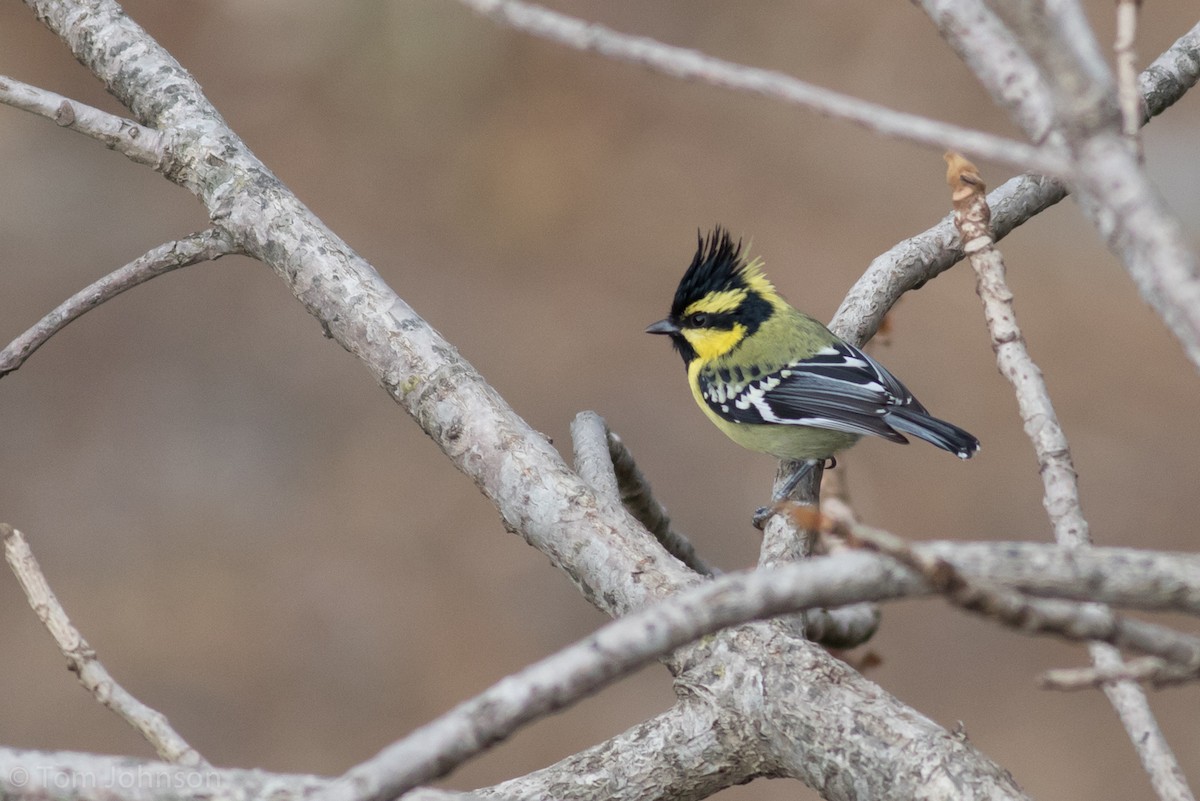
[885, 407, 980, 460]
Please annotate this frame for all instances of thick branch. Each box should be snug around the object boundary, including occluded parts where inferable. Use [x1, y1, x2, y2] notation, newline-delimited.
[477, 703, 758, 801]
[323, 538, 1200, 801]
[23, 0, 700, 619]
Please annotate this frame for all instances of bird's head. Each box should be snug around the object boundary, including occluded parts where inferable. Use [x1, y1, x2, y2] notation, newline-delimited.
[646, 227, 780, 363]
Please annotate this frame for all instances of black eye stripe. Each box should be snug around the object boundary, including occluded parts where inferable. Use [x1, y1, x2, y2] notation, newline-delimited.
[685, 311, 737, 329]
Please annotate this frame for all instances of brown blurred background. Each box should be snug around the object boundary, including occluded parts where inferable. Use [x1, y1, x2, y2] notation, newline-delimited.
[1, 3, 1198, 799]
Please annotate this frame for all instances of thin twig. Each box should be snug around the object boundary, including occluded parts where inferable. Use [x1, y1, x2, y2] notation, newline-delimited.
[819, 509, 1200, 669]
[605, 427, 716, 577]
[456, 0, 1068, 177]
[0, 228, 238, 379]
[946, 153, 1195, 801]
[1115, 0, 1144, 151]
[1042, 656, 1200, 691]
[2, 524, 208, 767]
[0, 73, 166, 167]
[571, 411, 715, 576]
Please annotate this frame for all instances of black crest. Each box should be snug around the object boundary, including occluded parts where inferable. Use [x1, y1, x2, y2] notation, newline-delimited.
[671, 227, 748, 318]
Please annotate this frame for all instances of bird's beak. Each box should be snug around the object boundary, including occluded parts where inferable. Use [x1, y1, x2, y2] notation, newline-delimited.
[645, 318, 680, 335]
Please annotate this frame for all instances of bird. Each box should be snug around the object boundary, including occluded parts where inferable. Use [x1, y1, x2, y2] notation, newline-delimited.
[646, 226, 979, 503]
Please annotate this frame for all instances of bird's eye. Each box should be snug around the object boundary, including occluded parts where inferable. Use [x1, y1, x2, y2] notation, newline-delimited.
[690, 313, 710, 327]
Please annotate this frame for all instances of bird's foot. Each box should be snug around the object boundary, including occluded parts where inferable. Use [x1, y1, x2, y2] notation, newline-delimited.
[754, 459, 823, 529]
[752, 505, 773, 530]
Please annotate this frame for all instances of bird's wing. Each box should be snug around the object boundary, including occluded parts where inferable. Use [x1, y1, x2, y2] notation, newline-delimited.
[698, 342, 919, 442]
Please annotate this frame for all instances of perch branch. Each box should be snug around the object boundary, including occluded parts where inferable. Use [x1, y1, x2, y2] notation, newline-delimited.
[319, 536, 1200, 801]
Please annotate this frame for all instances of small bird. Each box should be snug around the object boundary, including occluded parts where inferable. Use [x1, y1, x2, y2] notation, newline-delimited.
[647, 227, 979, 501]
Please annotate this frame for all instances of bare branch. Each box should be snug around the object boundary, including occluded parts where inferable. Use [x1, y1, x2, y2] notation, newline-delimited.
[476, 703, 759, 801]
[321, 547, 880, 801]
[455, 0, 1068, 176]
[1114, 0, 1144, 146]
[1089, 645, 1197, 801]
[570, 411, 624, 503]
[1042, 657, 1200, 691]
[0, 73, 166, 167]
[947, 153, 1195, 801]
[932, 3, 1200, 373]
[947, 154, 1084, 544]
[921, 541, 1200, 615]
[0, 229, 238, 379]
[1139, 22, 1200, 121]
[21, 3, 1200, 798]
[2, 525, 207, 767]
[0, 746, 492, 801]
[986, 0, 1120, 136]
[572, 412, 717, 577]
[24, 0, 704, 618]
[918, 0, 1058, 144]
[318, 535, 1200, 801]
[833, 20, 1199, 348]
[830, 172, 1066, 345]
[823, 512, 1200, 670]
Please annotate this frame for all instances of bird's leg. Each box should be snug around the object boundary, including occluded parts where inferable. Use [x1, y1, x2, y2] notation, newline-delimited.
[773, 458, 821, 502]
[753, 458, 822, 529]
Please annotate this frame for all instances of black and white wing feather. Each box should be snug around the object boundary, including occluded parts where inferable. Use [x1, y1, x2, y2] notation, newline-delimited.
[699, 342, 979, 457]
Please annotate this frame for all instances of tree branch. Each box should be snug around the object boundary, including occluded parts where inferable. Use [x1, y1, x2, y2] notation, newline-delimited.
[0, 229, 237, 378]
[947, 152, 1195, 801]
[2, 525, 207, 767]
[0, 73, 165, 166]
[24, 0, 704, 619]
[571, 411, 716, 577]
[476, 703, 759, 801]
[320, 536, 1200, 801]
[1042, 657, 1199, 691]
[1114, 0, 1144, 147]
[824, 513, 1200, 670]
[931, 3, 1200, 374]
[832, 18, 1200, 348]
[0, 747, 491, 801]
[454, 0, 1067, 176]
[22, 3, 1198, 799]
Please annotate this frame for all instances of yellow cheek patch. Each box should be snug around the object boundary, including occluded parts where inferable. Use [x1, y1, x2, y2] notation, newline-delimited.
[685, 288, 746, 316]
[682, 324, 747, 361]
